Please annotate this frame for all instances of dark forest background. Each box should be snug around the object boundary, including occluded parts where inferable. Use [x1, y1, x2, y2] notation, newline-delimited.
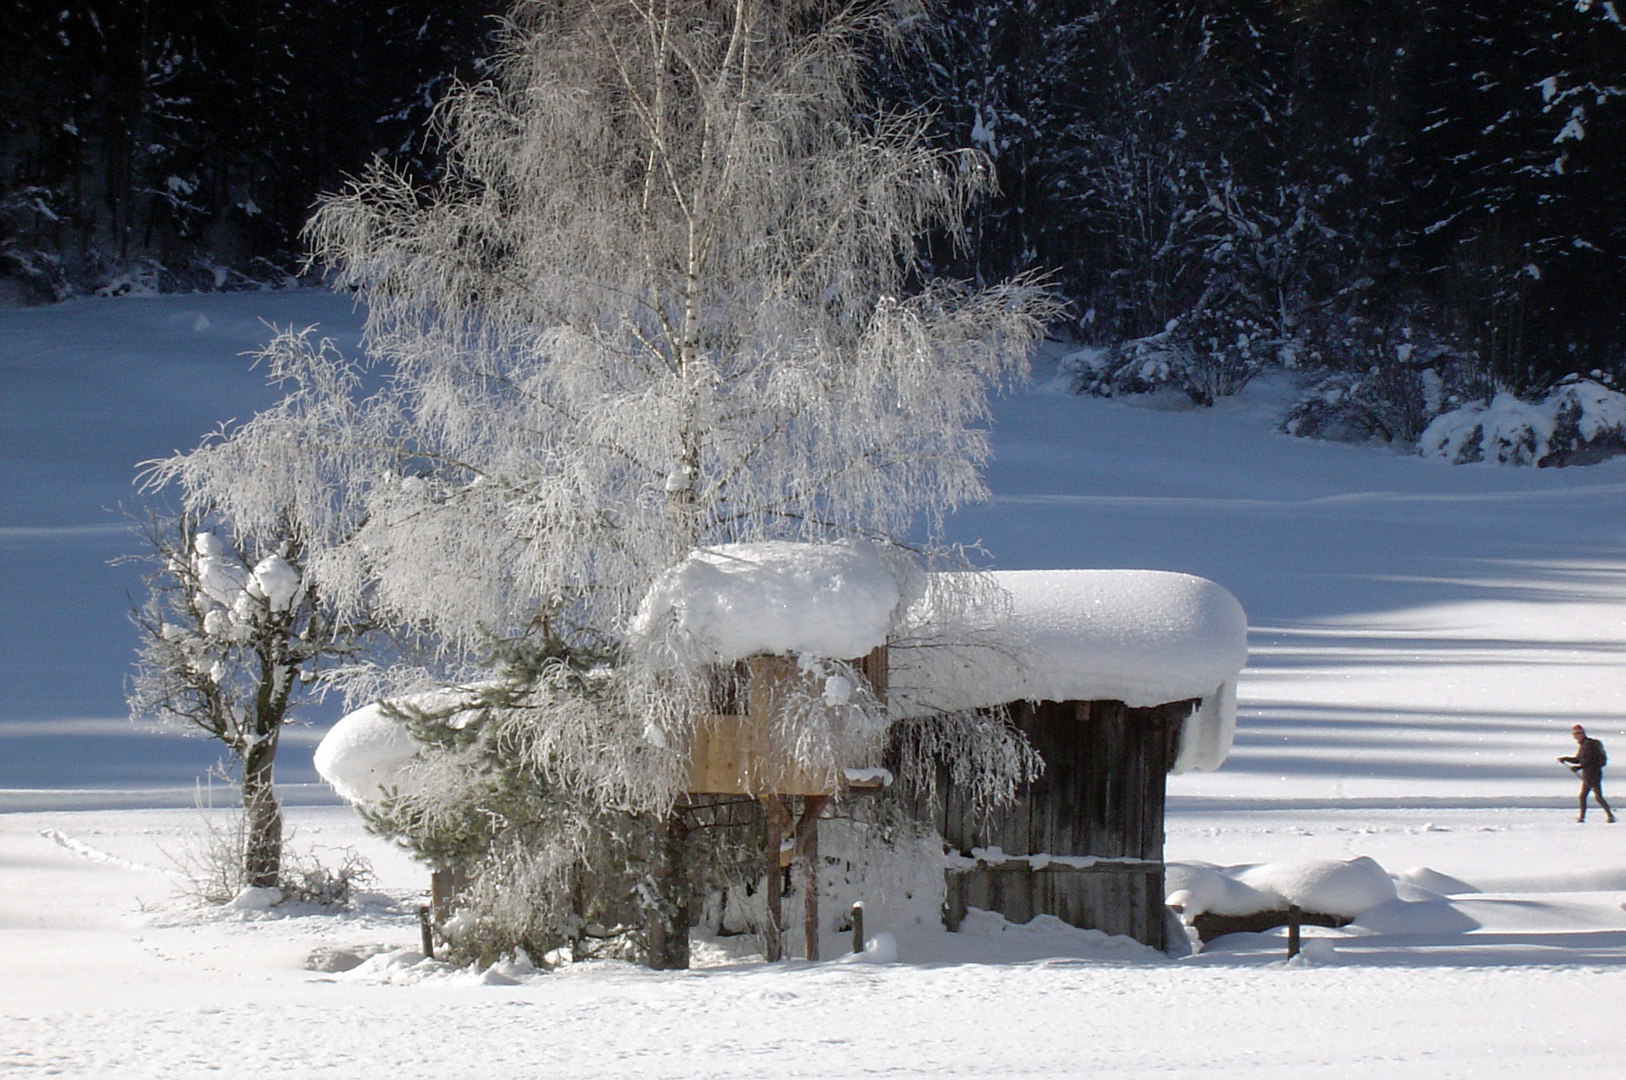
[5, 0, 1625, 427]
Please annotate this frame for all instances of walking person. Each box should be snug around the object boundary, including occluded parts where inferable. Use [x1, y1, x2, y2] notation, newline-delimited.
[1559, 724, 1616, 823]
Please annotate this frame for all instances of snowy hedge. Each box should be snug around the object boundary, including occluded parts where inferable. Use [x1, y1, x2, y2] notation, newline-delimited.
[1418, 377, 1626, 467]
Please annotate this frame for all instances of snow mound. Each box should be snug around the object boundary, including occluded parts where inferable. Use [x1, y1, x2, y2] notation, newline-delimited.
[893, 569, 1248, 771]
[1352, 896, 1482, 935]
[1418, 378, 1626, 467]
[228, 885, 284, 910]
[1395, 866, 1479, 896]
[1166, 863, 1283, 918]
[313, 703, 424, 806]
[1168, 857, 1396, 919]
[630, 540, 910, 664]
[837, 932, 899, 964]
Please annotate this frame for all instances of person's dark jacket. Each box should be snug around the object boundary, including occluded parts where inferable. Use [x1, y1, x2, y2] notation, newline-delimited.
[1562, 737, 1608, 778]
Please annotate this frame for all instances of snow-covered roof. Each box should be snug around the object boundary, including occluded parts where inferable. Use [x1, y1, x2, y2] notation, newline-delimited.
[629, 539, 908, 665]
[892, 570, 1248, 772]
[317, 563, 1249, 803]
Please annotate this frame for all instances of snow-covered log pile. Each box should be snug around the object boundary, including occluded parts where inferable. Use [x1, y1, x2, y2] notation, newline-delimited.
[891, 570, 1249, 773]
[1418, 377, 1626, 466]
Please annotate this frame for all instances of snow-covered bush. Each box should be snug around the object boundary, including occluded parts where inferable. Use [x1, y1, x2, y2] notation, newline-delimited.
[169, 802, 372, 908]
[1279, 313, 1487, 446]
[1418, 376, 1626, 466]
[1069, 313, 1268, 407]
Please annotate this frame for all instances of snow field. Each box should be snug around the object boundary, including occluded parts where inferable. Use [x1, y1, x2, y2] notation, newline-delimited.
[5, 803, 1626, 1078]
[9, 294, 1626, 1076]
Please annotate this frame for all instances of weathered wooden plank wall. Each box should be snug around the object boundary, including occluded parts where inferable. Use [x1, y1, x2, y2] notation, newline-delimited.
[938, 698, 1192, 949]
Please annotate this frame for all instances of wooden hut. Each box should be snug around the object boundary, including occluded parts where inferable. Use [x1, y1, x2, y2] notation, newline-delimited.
[891, 569, 1248, 951]
[637, 540, 906, 961]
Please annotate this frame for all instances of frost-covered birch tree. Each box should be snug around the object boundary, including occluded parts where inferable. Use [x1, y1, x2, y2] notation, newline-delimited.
[158, 0, 1055, 965]
[298, 0, 1054, 649]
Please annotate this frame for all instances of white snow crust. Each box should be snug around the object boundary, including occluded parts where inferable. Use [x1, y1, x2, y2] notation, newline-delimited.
[630, 539, 906, 664]
[894, 569, 1248, 771]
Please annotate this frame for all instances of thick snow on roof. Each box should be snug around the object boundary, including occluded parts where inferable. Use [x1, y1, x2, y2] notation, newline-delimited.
[630, 539, 906, 664]
[893, 569, 1248, 771]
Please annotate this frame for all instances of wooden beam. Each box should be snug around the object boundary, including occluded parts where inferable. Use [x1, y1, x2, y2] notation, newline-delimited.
[759, 794, 792, 961]
[796, 794, 828, 960]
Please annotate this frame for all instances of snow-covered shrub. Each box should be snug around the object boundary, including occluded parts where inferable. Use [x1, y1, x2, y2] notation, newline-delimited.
[1281, 364, 1465, 446]
[1418, 376, 1626, 466]
[1280, 312, 1486, 446]
[169, 804, 372, 908]
[1070, 312, 1268, 406]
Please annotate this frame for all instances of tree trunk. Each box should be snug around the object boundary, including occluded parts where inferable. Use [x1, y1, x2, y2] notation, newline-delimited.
[241, 735, 282, 889]
[645, 807, 691, 970]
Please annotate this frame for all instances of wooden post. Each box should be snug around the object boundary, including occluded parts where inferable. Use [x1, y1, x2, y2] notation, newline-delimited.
[1287, 904, 1301, 959]
[417, 905, 435, 959]
[850, 902, 865, 954]
[430, 868, 458, 923]
[760, 795, 791, 961]
[796, 795, 829, 961]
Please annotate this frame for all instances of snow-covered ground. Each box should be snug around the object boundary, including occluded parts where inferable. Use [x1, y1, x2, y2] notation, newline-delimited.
[5, 292, 1626, 1077]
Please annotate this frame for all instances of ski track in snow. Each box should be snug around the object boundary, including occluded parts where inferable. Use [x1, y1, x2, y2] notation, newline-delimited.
[39, 827, 166, 873]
